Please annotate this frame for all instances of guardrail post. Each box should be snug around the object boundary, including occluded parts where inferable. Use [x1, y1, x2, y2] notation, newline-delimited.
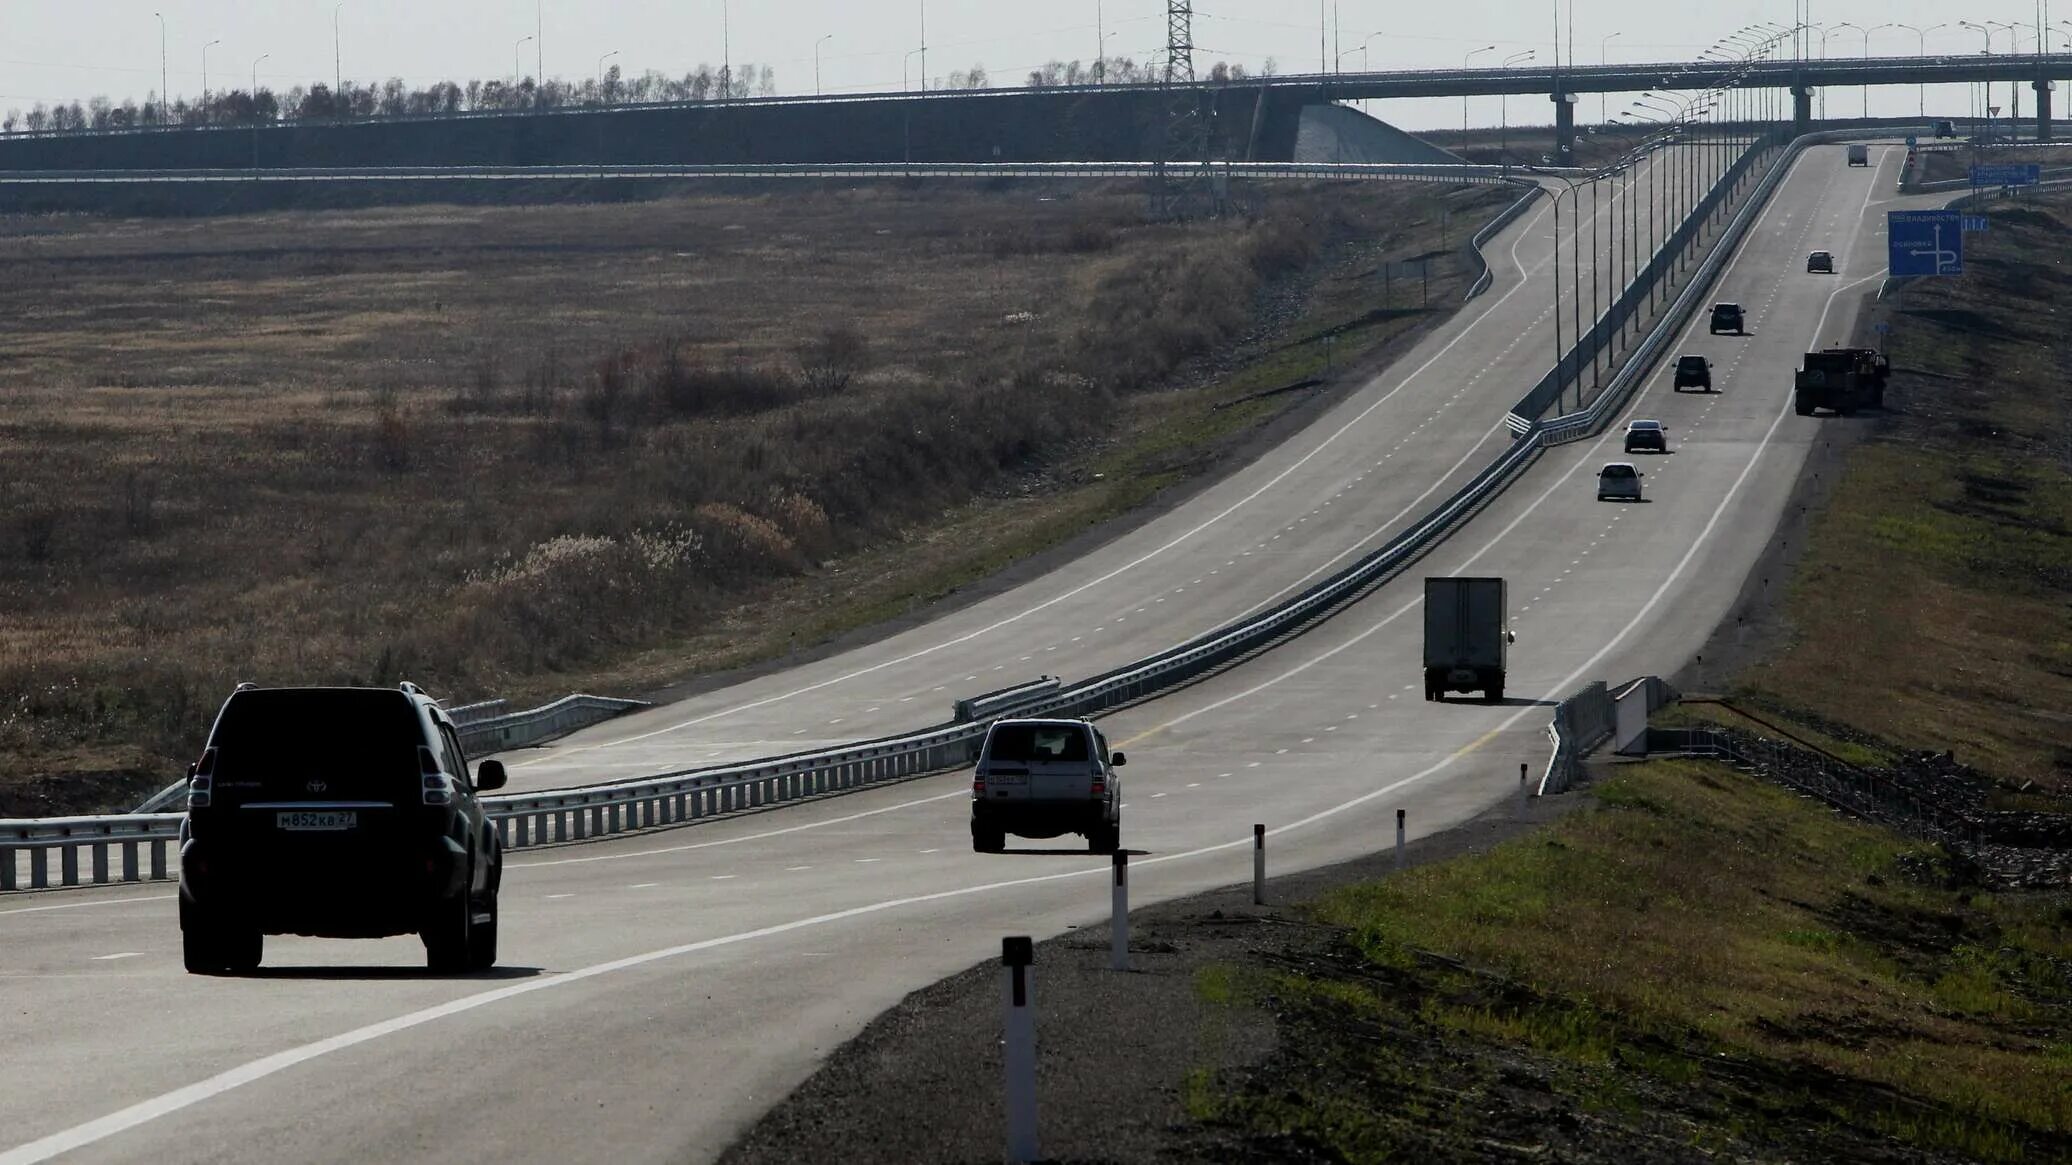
[1002, 936, 1039, 1164]
[1519, 763, 1530, 816]
[1110, 852, 1130, 972]
[1395, 809, 1406, 870]
[554, 810, 568, 843]
[121, 840, 140, 883]
[1252, 824, 1266, 906]
[1, 848, 16, 891]
[91, 842, 109, 885]
[60, 844, 78, 887]
[150, 839, 167, 881]
[31, 848, 49, 890]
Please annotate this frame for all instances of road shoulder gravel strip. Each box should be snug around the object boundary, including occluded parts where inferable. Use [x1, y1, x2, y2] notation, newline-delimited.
[719, 791, 1585, 1164]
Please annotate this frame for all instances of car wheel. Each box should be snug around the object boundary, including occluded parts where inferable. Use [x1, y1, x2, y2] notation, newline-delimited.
[1486, 685, 1505, 704]
[1088, 822, 1121, 855]
[972, 826, 1006, 854]
[424, 884, 474, 973]
[467, 888, 499, 971]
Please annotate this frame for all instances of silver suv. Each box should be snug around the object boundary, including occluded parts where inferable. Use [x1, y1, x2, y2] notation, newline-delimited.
[970, 718, 1123, 854]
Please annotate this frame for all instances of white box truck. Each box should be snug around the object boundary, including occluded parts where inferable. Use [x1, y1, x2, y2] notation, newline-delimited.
[1846, 143, 1870, 167]
[1423, 577, 1511, 703]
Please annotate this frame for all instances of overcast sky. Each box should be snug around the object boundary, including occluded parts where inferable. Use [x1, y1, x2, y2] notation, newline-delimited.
[0, 1, 2043, 129]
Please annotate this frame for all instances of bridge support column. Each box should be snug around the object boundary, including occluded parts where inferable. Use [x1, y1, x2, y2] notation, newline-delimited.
[1551, 92, 1577, 160]
[2037, 79, 2056, 143]
[1792, 85, 1815, 136]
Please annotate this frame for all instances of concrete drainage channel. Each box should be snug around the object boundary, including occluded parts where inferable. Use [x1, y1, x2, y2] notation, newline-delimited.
[0, 130, 1858, 894]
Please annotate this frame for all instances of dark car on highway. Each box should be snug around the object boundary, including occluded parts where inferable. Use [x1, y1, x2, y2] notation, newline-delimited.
[1709, 303, 1746, 335]
[1624, 419, 1669, 454]
[1673, 354, 1713, 392]
[178, 683, 507, 974]
[1807, 250, 1835, 274]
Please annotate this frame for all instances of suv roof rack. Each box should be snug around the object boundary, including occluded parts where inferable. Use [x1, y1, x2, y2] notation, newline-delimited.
[398, 681, 426, 697]
[234, 681, 258, 692]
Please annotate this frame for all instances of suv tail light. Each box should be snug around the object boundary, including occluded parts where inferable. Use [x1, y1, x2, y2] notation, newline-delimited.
[187, 747, 218, 810]
[1090, 777, 1106, 798]
[419, 745, 452, 806]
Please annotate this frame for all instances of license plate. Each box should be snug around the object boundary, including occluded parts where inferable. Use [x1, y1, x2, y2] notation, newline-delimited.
[277, 811, 356, 832]
[983, 771, 1027, 786]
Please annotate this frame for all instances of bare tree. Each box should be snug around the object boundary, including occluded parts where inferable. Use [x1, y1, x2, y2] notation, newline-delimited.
[796, 326, 872, 395]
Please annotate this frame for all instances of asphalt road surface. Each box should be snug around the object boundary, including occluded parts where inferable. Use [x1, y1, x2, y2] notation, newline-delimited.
[0, 143, 1933, 1165]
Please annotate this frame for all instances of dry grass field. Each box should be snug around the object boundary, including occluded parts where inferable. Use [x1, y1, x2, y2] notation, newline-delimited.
[0, 179, 1509, 812]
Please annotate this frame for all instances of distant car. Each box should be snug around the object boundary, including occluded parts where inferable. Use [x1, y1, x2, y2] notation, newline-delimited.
[1709, 303, 1746, 335]
[1934, 119, 1956, 139]
[971, 718, 1123, 854]
[1624, 420, 1668, 454]
[1672, 354, 1713, 392]
[179, 683, 507, 974]
[1596, 462, 1644, 502]
[1807, 250, 1835, 274]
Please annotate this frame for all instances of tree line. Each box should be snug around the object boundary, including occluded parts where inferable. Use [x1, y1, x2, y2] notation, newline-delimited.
[2, 64, 780, 133]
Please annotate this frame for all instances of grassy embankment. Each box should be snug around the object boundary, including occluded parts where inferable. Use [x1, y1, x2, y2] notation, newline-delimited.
[0, 180, 1510, 813]
[1186, 198, 2072, 1159]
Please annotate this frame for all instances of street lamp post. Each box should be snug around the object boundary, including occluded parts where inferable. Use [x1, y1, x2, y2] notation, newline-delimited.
[515, 35, 534, 93]
[904, 47, 924, 93]
[1599, 32, 1620, 125]
[1960, 22, 1994, 134]
[1462, 44, 1496, 138]
[597, 50, 619, 101]
[1890, 23, 1948, 117]
[252, 52, 268, 96]
[815, 35, 833, 95]
[154, 12, 169, 125]
[1829, 23, 1868, 119]
[1499, 49, 1536, 160]
[334, 3, 345, 102]
[202, 39, 221, 116]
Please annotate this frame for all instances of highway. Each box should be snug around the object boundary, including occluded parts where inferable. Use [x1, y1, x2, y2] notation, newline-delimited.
[496, 149, 1685, 794]
[0, 142, 1932, 1164]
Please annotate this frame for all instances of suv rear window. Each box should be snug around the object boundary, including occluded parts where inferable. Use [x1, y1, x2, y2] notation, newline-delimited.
[208, 690, 426, 800]
[1677, 357, 1704, 369]
[985, 724, 1091, 763]
[1601, 465, 1637, 479]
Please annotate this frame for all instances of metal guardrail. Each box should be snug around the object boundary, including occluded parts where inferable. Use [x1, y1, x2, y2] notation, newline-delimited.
[1463, 183, 1543, 300]
[1, 130, 1841, 892]
[454, 694, 648, 756]
[953, 677, 1064, 724]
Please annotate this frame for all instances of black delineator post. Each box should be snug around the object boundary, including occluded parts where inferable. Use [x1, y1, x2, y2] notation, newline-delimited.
[1002, 936, 1038, 1164]
[1395, 808, 1406, 870]
[1110, 851, 1130, 972]
[1252, 823, 1266, 905]
[1519, 762, 1531, 816]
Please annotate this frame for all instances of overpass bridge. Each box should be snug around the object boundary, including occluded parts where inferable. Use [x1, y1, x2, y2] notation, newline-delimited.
[0, 53, 2063, 174]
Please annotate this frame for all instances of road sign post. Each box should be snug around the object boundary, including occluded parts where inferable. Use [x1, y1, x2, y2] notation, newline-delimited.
[1887, 210, 1964, 277]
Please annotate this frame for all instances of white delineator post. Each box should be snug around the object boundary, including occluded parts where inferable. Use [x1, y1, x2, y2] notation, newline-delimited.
[1252, 823, 1266, 905]
[1110, 851, 1129, 972]
[1395, 808, 1406, 870]
[1002, 935, 1038, 1164]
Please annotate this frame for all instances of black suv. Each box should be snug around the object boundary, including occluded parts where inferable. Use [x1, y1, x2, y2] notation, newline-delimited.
[1672, 354, 1713, 391]
[179, 683, 508, 974]
[1708, 303, 1746, 335]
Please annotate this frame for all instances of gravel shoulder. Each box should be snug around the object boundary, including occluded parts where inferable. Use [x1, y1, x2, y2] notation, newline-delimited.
[720, 792, 1584, 1164]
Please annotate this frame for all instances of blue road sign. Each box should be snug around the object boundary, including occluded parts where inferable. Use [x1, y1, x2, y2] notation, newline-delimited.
[1970, 162, 2042, 186]
[1906, 135, 1918, 147]
[1888, 210, 1964, 276]
[1962, 215, 1990, 233]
